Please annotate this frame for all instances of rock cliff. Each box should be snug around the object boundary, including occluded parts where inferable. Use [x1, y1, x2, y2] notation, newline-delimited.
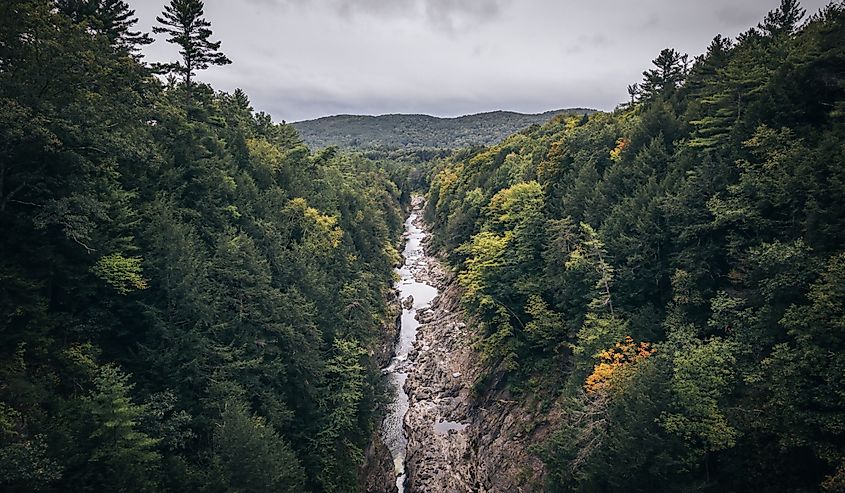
[400, 216, 555, 493]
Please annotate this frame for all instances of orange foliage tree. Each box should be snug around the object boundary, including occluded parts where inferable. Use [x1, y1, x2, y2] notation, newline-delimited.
[585, 336, 655, 393]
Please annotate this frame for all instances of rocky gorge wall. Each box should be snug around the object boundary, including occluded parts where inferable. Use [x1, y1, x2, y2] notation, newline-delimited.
[362, 203, 560, 492]
[397, 211, 558, 493]
[359, 289, 401, 493]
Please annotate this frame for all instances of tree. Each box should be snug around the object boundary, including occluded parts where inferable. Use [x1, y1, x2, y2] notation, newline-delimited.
[81, 365, 161, 492]
[640, 48, 688, 101]
[154, 0, 231, 92]
[751, 252, 845, 491]
[660, 335, 739, 461]
[315, 339, 368, 493]
[759, 0, 806, 37]
[686, 35, 736, 150]
[211, 401, 305, 493]
[627, 83, 640, 105]
[57, 0, 153, 52]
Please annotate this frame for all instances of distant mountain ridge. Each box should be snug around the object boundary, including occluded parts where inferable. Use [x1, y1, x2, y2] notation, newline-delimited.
[292, 108, 597, 150]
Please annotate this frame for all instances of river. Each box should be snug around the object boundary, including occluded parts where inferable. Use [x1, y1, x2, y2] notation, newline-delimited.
[381, 204, 439, 493]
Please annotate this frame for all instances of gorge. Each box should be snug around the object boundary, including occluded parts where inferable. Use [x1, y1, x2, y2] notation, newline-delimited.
[2, 1, 845, 492]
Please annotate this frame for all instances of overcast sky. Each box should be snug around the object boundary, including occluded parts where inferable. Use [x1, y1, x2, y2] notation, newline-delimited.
[131, 0, 829, 122]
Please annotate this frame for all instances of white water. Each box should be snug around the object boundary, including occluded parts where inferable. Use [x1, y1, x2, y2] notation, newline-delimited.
[381, 210, 438, 493]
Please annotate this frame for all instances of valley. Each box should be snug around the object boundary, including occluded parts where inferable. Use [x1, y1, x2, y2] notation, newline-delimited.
[2, 1, 844, 492]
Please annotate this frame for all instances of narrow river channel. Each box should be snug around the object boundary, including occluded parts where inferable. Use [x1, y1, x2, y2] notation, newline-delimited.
[381, 205, 439, 493]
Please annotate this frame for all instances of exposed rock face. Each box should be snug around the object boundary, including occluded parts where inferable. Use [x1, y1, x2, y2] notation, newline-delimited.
[360, 431, 400, 493]
[361, 291, 401, 493]
[401, 216, 553, 493]
[366, 204, 554, 492]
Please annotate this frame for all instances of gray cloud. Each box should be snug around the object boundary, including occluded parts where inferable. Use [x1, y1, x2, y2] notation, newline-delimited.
[130, 0, 832, 122]
[639, 13, 662, 30]
[714, 4, 770, 28]
[421, 0, 507, 31]
[565, 34, 612, 54]
[248, 0, 509, 32]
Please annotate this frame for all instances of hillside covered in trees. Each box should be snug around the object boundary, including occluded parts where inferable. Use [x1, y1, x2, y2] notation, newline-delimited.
[3, 0, 845, 492]
[426, 1, 845, 491]
[292, 110, 595, 151]
[0, 1, 408, 492]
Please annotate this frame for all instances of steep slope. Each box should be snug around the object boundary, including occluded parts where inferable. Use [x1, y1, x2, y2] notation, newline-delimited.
[423, 3, 845, 491]
[0, 3, 407, 492]
[402, 238, 551, 493]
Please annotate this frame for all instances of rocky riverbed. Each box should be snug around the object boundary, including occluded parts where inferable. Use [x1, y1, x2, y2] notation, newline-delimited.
[369, 198, 555, 492]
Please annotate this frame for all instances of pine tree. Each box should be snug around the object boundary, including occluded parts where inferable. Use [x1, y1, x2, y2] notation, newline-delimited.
[212, 401, 305, 493]
[316, 339, 368, 493]
[57, 0, 153, 52]
[153, 0, 231, 93]
[759, 0, 806, 37]
[640, 48, 688, 101]
[687, 35, 736, 149]
[83, 365, 161, 492]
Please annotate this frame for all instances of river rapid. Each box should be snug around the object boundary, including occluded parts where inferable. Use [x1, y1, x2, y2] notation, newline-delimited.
[381, 203, 439, 493]
[374, 199, 547, 493]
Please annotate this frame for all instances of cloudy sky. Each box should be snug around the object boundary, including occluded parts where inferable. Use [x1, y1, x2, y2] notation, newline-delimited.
[131, 0, 829, 122]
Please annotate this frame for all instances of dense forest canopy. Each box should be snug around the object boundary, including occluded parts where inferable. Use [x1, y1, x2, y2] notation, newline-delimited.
[426, 0, 845, 490]
[0, 1, 409, 491]
[292, 109, 596, 152]
[2, 0, 845, 491]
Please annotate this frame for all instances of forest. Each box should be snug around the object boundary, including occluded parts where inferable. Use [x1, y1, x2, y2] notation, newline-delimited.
[2, 0, 845, 492]
[292, 110, 595, 152]
[426, 0, 845, 490]
[0, 0, 409, 491]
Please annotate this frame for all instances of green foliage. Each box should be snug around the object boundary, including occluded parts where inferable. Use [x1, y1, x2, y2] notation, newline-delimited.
[91, 253, 148, 294]
[638, 48, 688, 102]
[316, 339, 369, 493]
[426, 1, 845, 490]
[211, 402, 305, 493]
[0, 434, 62, 492]
[57, 0, 153, 52]
[153, 0, 231, 88]
[81, 365, 161, 492]
[0, 2, 405, 491]
[751, 252, 845, 468]
[660, 336, 739, 455]
[292, 109, 596, 151]
[2, 0, 844, 491]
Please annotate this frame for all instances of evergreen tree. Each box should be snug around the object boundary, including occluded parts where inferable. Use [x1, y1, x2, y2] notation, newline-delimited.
[640, 48, 688, 101]
[154, 0, 231, 92]
[760, 0, 806, 36]
[211, 402, 305, 493]
[81, 365, 161, 492]
[425, 2, 845, 489]
[57, 0, 153, 51]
